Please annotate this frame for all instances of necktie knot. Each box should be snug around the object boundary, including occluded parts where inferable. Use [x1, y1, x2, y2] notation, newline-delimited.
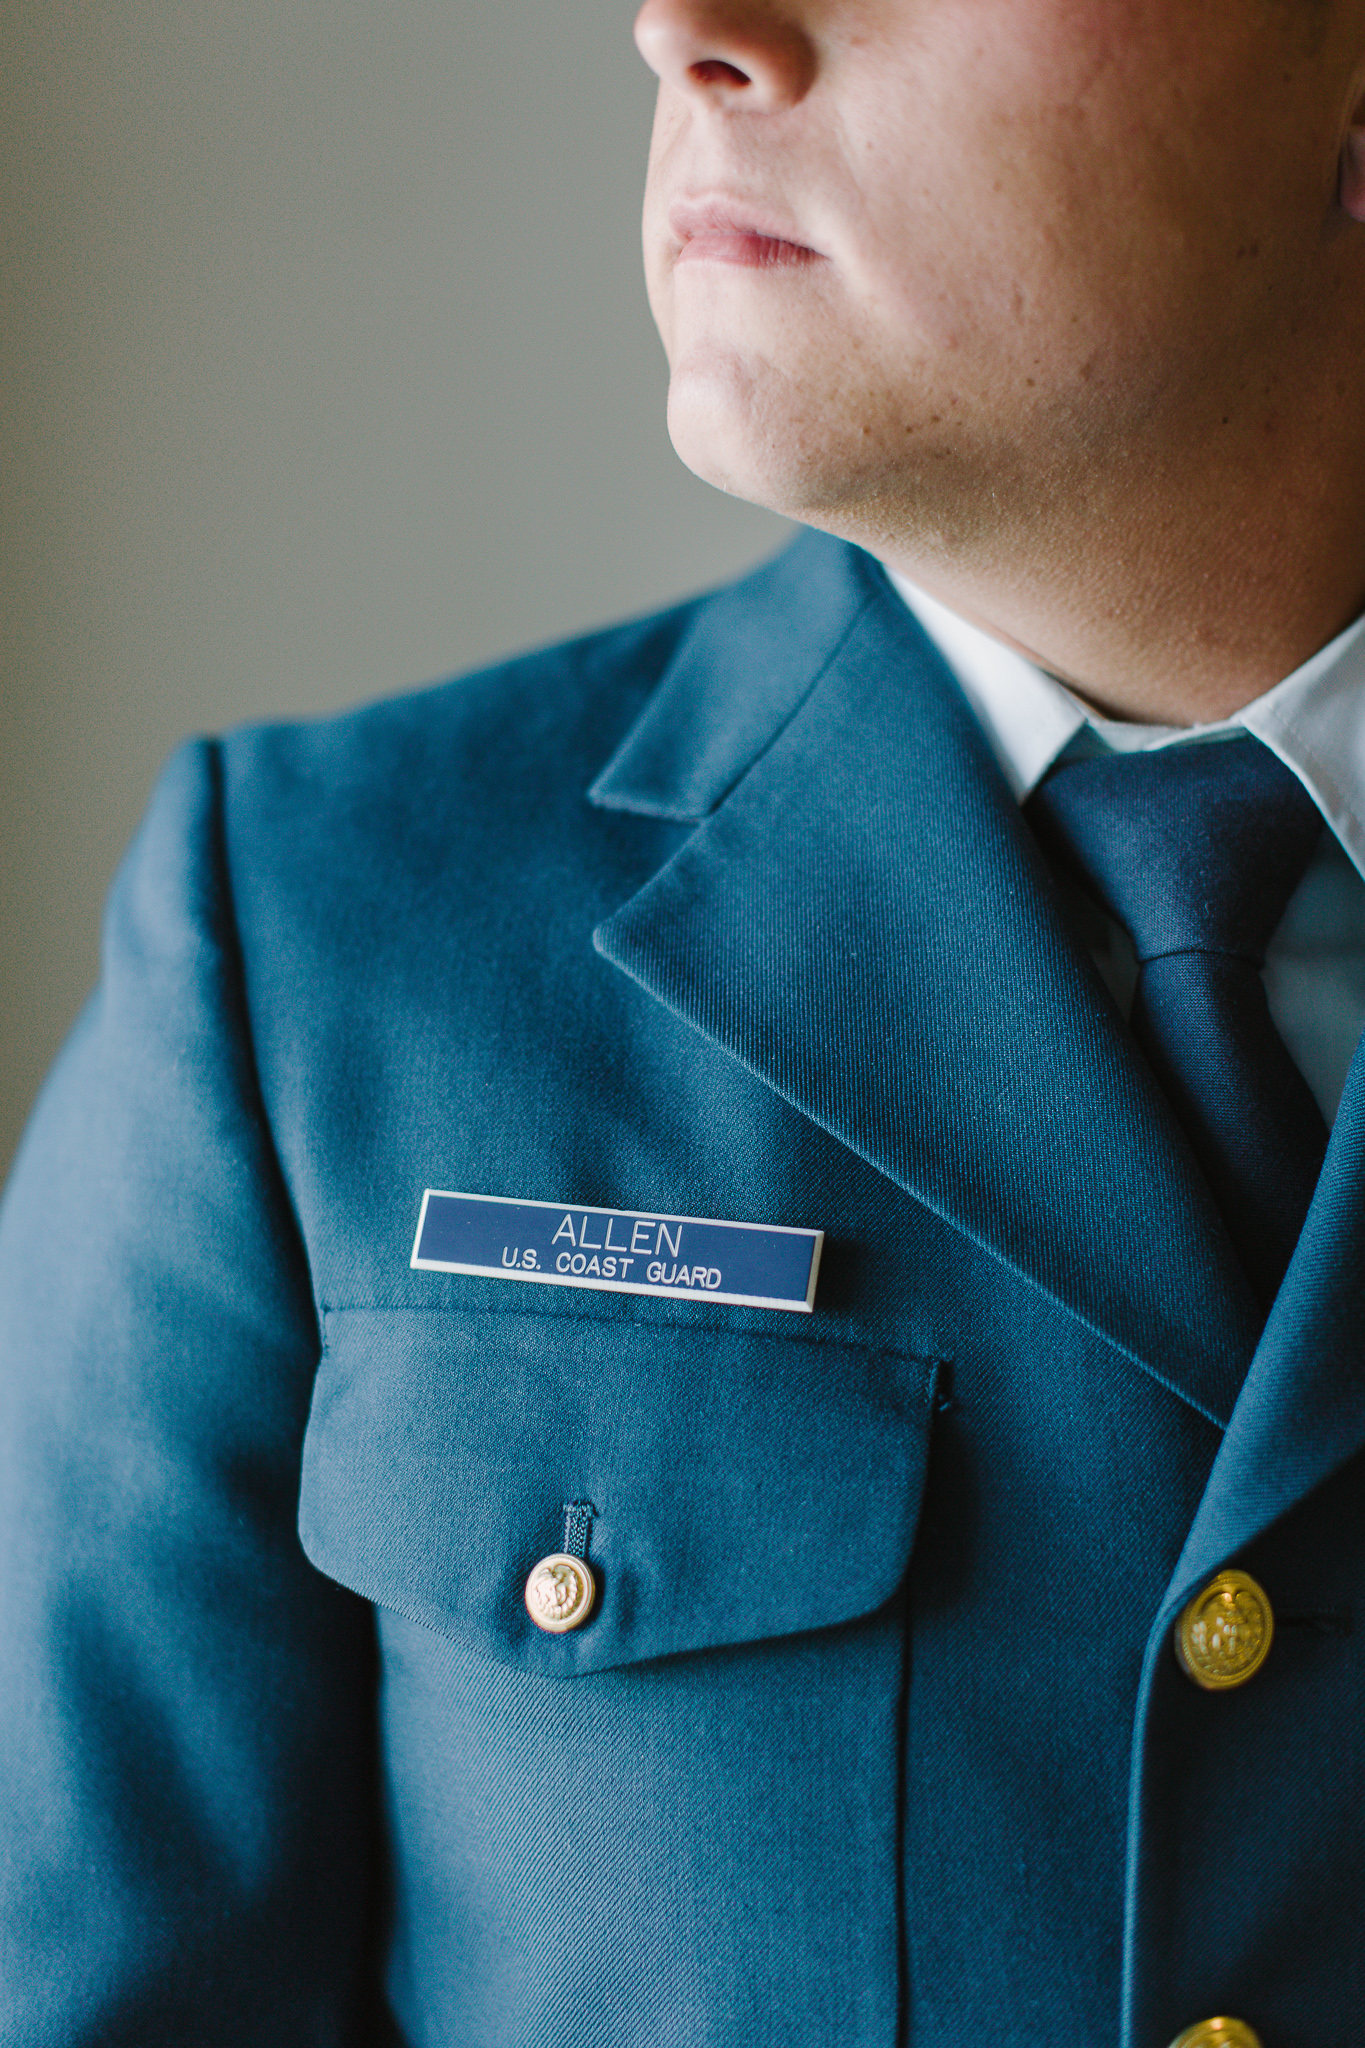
[1027, 735, 1323, 966]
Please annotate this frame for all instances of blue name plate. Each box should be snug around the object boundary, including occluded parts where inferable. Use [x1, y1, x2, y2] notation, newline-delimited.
[411, 1191, 823, 1313]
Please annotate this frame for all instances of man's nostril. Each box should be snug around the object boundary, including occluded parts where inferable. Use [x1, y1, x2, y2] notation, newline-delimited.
[691, 58, 751, 87]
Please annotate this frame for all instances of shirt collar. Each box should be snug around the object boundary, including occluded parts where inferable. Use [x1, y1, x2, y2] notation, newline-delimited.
[885, 566, 1365, 884]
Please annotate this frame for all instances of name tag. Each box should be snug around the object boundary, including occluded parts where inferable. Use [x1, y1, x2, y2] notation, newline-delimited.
[411, 1190, 823, 1313]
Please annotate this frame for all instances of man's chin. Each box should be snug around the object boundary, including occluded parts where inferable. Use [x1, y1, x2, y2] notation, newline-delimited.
[665, 379, 854, 523]
[665, 405, 768, 507]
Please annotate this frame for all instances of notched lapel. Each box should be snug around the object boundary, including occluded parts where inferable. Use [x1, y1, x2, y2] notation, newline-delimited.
[593, 536, 1260, 1424]
[1167, 1037, 1365, 1601]
[589, 527, 874, 821]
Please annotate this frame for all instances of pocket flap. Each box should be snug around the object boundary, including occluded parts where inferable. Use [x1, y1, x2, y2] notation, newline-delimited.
[299, 1307, 940, 1676]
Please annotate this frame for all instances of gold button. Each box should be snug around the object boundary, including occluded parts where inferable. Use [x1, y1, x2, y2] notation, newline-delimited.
[524, 1552, 597, 1634]
[1168, 2019, 1262, 2048]
[1175, 1569, 1274, 1691]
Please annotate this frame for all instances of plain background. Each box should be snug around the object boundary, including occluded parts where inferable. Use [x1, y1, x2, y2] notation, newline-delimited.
[1, 0, 789, 1172]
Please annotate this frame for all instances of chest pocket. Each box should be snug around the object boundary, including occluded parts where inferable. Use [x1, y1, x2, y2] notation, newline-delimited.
[299, 1304, 940, 1677]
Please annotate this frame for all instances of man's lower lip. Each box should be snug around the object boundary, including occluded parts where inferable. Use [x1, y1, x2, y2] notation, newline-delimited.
[674, 232, 820, 269]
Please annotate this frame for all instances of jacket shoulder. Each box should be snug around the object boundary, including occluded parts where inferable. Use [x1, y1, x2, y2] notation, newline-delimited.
[219, 567, 752, 812]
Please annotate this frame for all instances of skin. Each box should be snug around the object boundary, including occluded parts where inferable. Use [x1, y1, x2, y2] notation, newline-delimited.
[635, 0, 1365, 722]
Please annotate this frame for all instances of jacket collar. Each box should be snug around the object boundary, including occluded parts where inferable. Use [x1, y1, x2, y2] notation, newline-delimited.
[591, 532, 1260, 1425]
[589, 527, 870, 822]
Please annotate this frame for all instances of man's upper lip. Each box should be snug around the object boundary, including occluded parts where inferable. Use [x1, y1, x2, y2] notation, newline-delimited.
[669, 196, 818, 253]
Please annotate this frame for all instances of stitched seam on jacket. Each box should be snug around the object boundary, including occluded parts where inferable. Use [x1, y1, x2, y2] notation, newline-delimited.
[317, 1298, 943, 1367]
[202, 736, 321, 1352]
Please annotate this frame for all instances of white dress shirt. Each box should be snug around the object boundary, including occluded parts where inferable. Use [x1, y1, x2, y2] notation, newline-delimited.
[886, 569, 1365, 1124]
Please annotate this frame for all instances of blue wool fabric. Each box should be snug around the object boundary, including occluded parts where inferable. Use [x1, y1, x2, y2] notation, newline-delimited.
[1027, 735, 1329, 1309]
[3, 533, 1365, 2045]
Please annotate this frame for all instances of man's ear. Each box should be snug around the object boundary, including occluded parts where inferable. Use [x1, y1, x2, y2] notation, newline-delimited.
[1344, 84, 1365, 223]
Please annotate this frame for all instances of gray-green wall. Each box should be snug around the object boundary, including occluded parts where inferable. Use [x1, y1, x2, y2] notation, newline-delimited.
[1, 0, 788, 1170]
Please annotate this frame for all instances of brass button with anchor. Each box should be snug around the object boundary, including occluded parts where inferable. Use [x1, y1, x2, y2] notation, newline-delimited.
[524, 1552, 597, 1634]
[1175, 1570, 1274, 1691]
[1168, 2019, 1262, 2048]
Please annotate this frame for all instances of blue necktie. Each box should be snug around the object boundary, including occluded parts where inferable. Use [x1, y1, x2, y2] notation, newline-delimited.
[1026, 734, 1328, 1310]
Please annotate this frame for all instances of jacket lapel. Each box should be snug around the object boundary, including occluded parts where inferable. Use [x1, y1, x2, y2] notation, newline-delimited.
[592, 534, 1260, 1424]
[1165, 1037, 1365, 1601]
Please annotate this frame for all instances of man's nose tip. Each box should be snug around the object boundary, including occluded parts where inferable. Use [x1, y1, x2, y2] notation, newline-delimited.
[633, 0, 817, 111]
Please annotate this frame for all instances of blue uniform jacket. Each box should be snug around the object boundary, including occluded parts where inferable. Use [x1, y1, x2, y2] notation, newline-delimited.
[2, 532, 1363, 2046]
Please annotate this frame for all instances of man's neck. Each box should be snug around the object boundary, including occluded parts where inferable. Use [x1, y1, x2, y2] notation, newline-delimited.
[859, 358, 1365, 725]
